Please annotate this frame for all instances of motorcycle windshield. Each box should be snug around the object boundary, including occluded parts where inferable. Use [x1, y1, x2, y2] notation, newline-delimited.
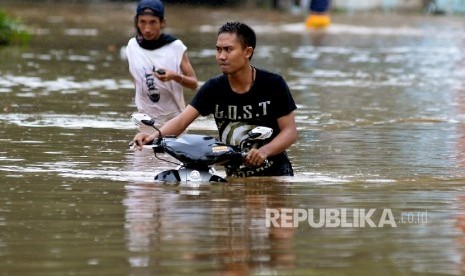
[162, 134, 241, 167]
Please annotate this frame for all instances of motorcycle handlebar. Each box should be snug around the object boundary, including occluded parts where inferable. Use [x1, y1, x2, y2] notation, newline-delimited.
[128, 140, 161, 150]
[239, 151, 269, 167]
[129, 136, 269, 167]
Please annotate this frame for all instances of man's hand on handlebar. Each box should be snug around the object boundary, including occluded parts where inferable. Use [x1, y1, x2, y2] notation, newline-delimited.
[131, 133, 155, 151]
[244, 148, 268, 167]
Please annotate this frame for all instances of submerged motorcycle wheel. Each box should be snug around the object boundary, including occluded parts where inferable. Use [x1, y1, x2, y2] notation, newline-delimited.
[209, 175, 227, 182]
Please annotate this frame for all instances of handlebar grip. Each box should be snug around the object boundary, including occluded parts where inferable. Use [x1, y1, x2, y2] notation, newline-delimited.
[128, 140, 161, 151]
[241, 151, 269, 166]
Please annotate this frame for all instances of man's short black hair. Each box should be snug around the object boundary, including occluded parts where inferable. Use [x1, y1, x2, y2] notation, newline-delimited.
[218, 21, 256, 59]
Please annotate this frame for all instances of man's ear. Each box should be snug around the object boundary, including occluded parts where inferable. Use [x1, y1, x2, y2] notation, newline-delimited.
[134, 16, 139, 32]
[161, 18, 167, 28]
[245, 46, 254, 59]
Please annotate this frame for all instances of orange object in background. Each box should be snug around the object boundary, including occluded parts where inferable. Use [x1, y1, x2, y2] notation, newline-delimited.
[305, 0, 331, 29]
[305, 13, 331, 29]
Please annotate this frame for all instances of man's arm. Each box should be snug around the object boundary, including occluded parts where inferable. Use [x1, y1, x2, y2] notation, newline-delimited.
[179, 52, 198, 90]
[244, 111, 297, 167]
[132, 105, 200, 150]
[154, 52, 198, 90]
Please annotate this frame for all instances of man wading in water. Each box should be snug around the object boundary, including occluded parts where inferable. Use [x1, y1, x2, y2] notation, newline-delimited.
[132, 21, 297, 177]
[126, 0, 198, 130]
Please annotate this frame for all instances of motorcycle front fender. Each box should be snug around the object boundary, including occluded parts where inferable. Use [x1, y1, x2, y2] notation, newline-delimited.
[154, 168, 227, 183]
[154, 169, 181, 182]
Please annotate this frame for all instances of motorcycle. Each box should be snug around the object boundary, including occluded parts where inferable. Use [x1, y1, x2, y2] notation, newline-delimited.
[130, 113, 273, 183]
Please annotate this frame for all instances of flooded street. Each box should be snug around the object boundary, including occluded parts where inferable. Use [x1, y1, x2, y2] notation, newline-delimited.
[1, 1, 465, 275]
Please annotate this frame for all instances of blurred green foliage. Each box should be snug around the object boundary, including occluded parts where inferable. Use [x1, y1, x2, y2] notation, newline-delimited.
[0, 10, 31, 46]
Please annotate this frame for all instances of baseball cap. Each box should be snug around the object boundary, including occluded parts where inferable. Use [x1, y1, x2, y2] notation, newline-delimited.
[136, 0, 164, 18]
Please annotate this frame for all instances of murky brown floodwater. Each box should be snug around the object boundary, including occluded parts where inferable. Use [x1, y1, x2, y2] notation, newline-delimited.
[1, 1, 465, 275]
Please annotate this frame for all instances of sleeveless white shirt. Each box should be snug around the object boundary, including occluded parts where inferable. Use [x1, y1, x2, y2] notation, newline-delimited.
[126, 37, 187, 124]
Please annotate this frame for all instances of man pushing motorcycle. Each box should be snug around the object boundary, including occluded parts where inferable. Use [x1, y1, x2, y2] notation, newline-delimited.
[132, 21, 298, 177]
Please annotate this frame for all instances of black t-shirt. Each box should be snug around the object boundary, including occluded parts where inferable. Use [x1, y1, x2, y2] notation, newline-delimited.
[190, 68, 297, 177]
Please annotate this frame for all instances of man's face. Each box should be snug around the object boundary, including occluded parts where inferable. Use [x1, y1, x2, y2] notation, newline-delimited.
[137, 14, 164, 41]
[215, 32, 251, 75]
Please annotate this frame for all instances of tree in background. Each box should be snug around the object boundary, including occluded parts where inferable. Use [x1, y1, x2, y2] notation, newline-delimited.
[0, 10, 30, 46]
